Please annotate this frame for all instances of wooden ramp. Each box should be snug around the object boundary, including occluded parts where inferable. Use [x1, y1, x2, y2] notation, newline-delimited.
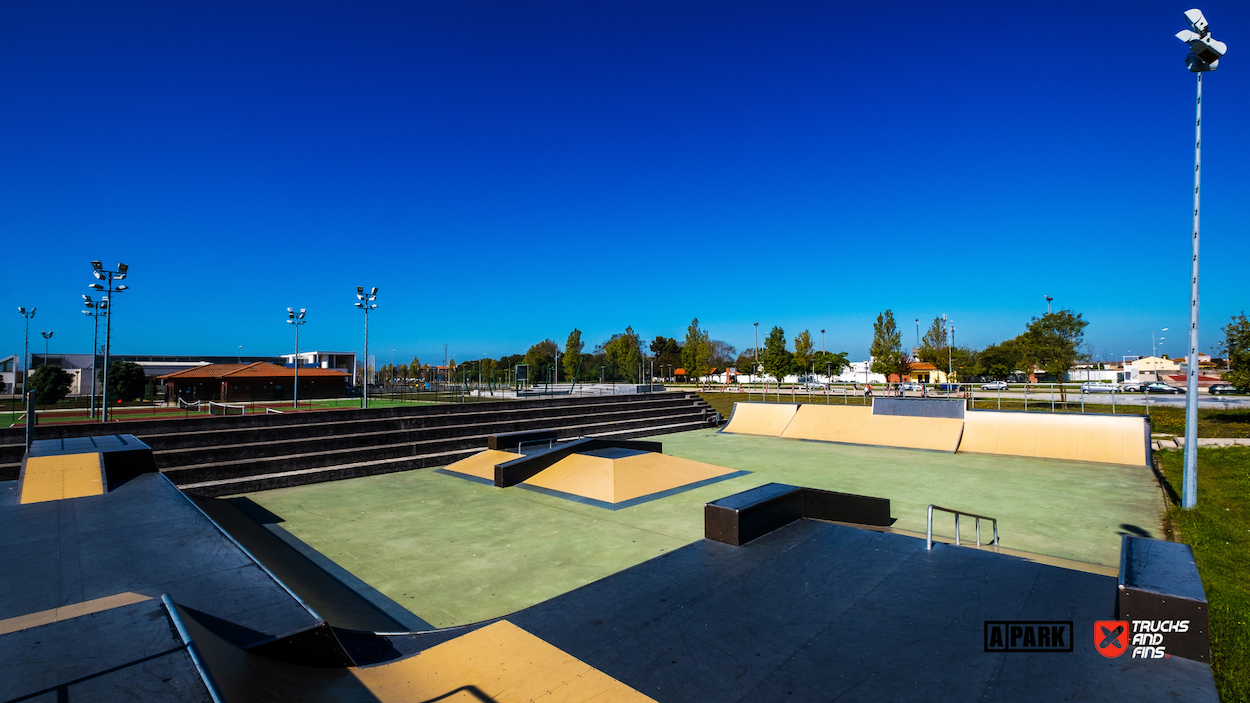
[18, 452, 106, 504]
[959, 411, 1150, 466]
[721, 402, 798, 436]
[779, 404, 964, 452]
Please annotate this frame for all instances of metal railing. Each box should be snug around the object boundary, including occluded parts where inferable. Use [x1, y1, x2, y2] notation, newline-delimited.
[927, 504, 998, 550]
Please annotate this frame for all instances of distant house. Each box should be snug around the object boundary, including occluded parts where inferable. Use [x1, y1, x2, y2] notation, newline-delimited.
[158, 362, 350, 402]
[905, 362, 949, 385]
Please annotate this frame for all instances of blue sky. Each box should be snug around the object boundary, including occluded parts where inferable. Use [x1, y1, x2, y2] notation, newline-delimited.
[2, 1, 1248, 367]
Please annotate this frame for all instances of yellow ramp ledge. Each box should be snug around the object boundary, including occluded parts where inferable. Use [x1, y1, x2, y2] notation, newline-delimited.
[19, 452, 105, 504]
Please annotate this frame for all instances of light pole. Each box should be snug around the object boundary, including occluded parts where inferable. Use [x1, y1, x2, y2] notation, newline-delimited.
[88, 261, 129, 422]
[1177, 9, 1226, 509]
[286, 308, 306, 409]
[82, 296, 107, 417]
[1152, 328, 1169, 358]
[355, 287, 378, 408]
[753, 322, 759, 384]
[1045, 296, 1053, 315]
[391, 349, 396, 388]
[17, 307, 35, 394]
[41, 331, 53, 368]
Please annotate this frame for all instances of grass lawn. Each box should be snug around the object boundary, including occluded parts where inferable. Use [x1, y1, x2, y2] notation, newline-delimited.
[244, 428, 1164, 629]
[1158, 447, 1250, 702]
[696, 392, 1250, 438]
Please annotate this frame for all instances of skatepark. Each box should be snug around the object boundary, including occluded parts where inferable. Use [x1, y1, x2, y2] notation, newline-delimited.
[0, 396, 1221, 701]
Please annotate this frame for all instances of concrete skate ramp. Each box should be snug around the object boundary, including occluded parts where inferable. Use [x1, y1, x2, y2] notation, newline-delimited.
[171, 601, 656, 703]
[780, 404, 964, 452]
[722, 402, 798, 436]
[960, 410, 1150, 466]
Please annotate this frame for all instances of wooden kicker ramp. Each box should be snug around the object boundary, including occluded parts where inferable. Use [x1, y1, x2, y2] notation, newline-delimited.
[721, 401, 1150, 466]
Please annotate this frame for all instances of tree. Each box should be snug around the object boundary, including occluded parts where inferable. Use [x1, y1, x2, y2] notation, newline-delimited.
[709, 340, 736, 370]
[917, 316, 948, 367]
[650, 336, 681, 378]
[793, 330, 814, 379]
[735, 348, 760, 373]
[28, 365, 73, 405]
[604, 327, 642, 382]
[681, 319, 712, 381]
[761, 326, 793, 384]
[1018, 310, 1089, 398]
[563, 329, 584, 383]
[1223, 313, 1250, 391]
[524, 340, 559, 383]
[870, 310, 907, 382]
[812, 350, 851, 378]
[977, 339, 1023, 380]
[106, 361, 147, 402]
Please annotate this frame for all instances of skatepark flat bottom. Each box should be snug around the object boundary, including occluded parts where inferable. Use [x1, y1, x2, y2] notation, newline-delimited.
[376, 518, 1216, 702]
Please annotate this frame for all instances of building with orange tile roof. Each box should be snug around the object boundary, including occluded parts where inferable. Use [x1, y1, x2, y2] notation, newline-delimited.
[158, 362, 351, 403]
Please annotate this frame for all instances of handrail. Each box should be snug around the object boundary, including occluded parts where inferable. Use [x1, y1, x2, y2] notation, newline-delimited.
[927, 504, 998, 550]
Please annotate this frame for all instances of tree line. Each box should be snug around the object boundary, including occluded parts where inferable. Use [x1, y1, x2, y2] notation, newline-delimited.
[868, 308, 1091, 385]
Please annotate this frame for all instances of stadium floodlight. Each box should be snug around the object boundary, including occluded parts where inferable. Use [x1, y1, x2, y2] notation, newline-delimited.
[1177, 8, 1226, 510]
[1177, 9, 1226, 71]
[17, 307, 36, 396]
[355, 286, 379, 409]
[88, 260, 130, 422]
[286, 307, 308, 409]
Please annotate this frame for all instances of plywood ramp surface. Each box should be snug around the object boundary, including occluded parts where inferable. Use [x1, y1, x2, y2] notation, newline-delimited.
[525, 453, 735, 504]
[860, 415, 964, 452]
[781, 405, 871, 442]
[779, 405, 962, 452]
[355, 620, 657, 702]
[960, 411, 1148, 466]
[443, 449, 518, 481]
[722, 402, 798, 436]
[19, 452, 105, 504]
[179, 601, 655, 703]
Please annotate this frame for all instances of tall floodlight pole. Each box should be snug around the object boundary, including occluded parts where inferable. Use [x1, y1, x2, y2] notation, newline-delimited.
[88, 261, 129, 423]
[1153, 328, 1169, 357]
[17, 308, 35, 394]
[287, 308, 307, 409]
[41, 332, 53, 366]
[83, 296, 107, 418]
[1177, 9, 1226, 509]
[355, 287, 378, 408]
[753, 322, 759, 382]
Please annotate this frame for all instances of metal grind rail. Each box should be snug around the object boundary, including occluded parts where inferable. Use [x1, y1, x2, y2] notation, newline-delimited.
[927, 504, 998, 550]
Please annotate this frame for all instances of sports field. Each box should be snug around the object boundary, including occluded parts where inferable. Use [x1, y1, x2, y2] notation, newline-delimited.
[243, 427, 1166, 629]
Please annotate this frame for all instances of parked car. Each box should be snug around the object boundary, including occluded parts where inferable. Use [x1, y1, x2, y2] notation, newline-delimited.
[898, 382, 923, 392]
[980, 380, 1009, 391]
[1209, 384, 1242, 395]
[798, 381, 826, 390]
[1081, 382, 1119, 393]
[937, 383, 962, 392]
[1142, 382, 1184, 394]
[1120, 380, 1146, 392]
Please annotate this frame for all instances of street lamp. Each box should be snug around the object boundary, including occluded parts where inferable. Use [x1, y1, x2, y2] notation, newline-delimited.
[1177, 8, 1226, 509]
[287, 308, 307, 409]
[1152, 328, 1169, 358]
[17, 307, 35, 395]
[354, 286, 378, 408]
[89, 261, 129, 422]
[82, 296, 108, 418]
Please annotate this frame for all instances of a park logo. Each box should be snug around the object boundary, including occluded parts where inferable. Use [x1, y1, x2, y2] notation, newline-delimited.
[984, 621, 1073, 652]
[1094, 620, 1129, 658]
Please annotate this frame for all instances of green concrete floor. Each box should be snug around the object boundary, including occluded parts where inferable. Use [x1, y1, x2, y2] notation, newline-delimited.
[243, 428, 1166, 629]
